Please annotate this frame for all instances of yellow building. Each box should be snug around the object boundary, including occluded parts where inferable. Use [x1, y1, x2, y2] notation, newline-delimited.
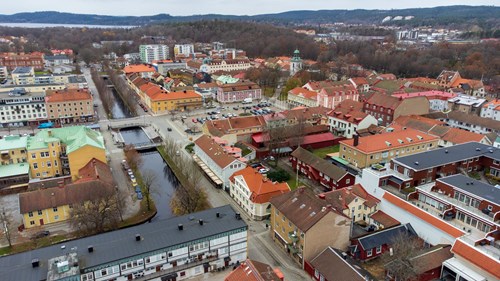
[27, 126, 106, 180]
[0, 135, 28, 165]
[338, 129, 439, 169]
[19, 158, 114, 228]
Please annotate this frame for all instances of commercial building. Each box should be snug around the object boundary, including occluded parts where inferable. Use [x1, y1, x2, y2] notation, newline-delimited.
[202, 115, 266, 144]
[27, 126, 106, 180]
[152, 60, 188, 75]
[216, 80, 262, 103]
[45, 88, 94, 124]
[229, 167, 290, 220]
[338, 129, 439, 169]
[139, 44, 169, 63]
[0, 205, 248, 281]
[0, 88, 47, 127]
[200, 59, 251, 74]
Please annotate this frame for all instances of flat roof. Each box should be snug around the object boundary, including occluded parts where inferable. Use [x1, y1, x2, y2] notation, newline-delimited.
[0, 162, 29, 178]
[0, 135, 28, 150]
[12, 67, 33, 74]
[0, 205, 247, 281]
[438, 174, 500, 205]
[393, 142, 500, 171]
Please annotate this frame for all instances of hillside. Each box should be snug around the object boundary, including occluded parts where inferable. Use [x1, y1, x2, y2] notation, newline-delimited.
[0, 6, 498, 27]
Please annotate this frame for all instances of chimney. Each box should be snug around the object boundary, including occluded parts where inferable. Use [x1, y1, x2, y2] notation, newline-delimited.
[216, 212, 220, 218]
[48, 130, 52, 137]
[353, 134, 359, 147]
[178, 224, 183, 230]
[135, 234, 141, 241]
[199, 219, 204, 226]
[235, 213, 241, 220]
[88, 246, 94, 253]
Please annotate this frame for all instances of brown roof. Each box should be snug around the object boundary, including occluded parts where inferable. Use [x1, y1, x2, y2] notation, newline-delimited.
[225, 259, 283, 281]
[45, 89, 92, 103]
[409, 244, 453, 274]
[76, 158, 114, 185]
[219, 80, 260, 92]
[19, 180, 114, 213]
[270, 187, 331, 232]
[364, 92, 402, 110]
[291, 147, 348, 181]
[350, 77, 369, 86]
[310, 247, 369, 281]
[425, 111, 500, 131]
[393, 115, 444, 132]
[288, 87, 318, 100]
[204, 116, 266, 137]
[369, 210, 400, 228]
[321, 184, 380, 214]
[230, 167, 290, 204]
[194, 135, 242, 169]
[283, 106, 329, 121]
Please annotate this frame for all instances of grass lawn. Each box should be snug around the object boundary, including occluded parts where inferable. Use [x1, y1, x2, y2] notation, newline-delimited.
[286, 177, 304, 190]
[312, 145, 339, 159]
[0, 234, 68, 256]
[35, 71, 50, 75]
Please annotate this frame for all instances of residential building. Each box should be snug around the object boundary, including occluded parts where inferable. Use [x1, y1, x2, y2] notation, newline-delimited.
[363, 92, 429, 126]
[392, 91, 457, 111]
[317, 83, 359, 110]
[139, 44, 169, 63]
[0, 162, 29, 189]
[0, 205, 248, 281]
[290, 49, 303, 76]
[0, 66, 8, 81]
[19, 158, 114, 228]
[216, 80, 262, 103]
[44, 55, 71, 67]
[349, 77, 370, 93]
[11, 66, 35, 82]
[303, 80, 346, 92]
[338, 129, 439, 169]
[269, 187, 351, 268]
[282, 106, 329, 126]
[152, 60, 188, 75]
[437, 70, 461, 88]
[480, 99, 500, 121]
[0, 89, 47, 127]
[210, 48, 247, 60]
[45, 89, 94, 124]
[194, 82, 219, 101]
[225, 259, 284, 281]
[425, 111, 500, 134]
[202, 115, 266, 144]
[305, 247, 375, 281]
[290, 147, 354, 191]
[173, 44, 194, 58]
[436, 70, 486, 97]
[27, 126, 106, 180]
[50, 49, 74, 56]
[0, 135, 29, 189]
[350, 224, 416, 260]
[200, 59, 251, 74]
[0, 83, 65, 94]
[193, 135, 246, 189]
[447, 95, 486, 115]
[0, 52, 44, 70]
[123, 64, 156, 78]
[287, 87, 318, 108]
[230, 167, 290, 220]
[327, 100, 378, 138]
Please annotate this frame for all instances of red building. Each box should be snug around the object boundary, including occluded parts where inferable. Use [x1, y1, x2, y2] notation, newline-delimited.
[362, 92, 429, 126]
[290, 147, 354, 191]
[0, 52, 45, 70]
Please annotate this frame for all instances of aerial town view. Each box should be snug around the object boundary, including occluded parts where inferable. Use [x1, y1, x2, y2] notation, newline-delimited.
[0, 0, 498, 280]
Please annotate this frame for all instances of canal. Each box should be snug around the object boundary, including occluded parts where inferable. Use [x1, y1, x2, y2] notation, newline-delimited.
[120, 127, 177, 220]
[102, 76, 132, 119]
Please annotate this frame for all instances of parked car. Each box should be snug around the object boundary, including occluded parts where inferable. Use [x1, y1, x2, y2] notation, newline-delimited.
[167, 127, 172, 132]
[192, 118, 198, 123]
[233, 106, 239, 110]
[250, 163, 261, 168]
[258, 168, 269, 174]
[32, 230, 50, 239]
[137, 191, 143, 200]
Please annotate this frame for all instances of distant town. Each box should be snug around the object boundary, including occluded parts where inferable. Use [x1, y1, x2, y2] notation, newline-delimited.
[0, 5, 498, 281]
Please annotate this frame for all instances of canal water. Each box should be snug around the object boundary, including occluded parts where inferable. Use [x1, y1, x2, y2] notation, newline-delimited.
[120, 127, 177, 220]
[111, 88, 132, 119]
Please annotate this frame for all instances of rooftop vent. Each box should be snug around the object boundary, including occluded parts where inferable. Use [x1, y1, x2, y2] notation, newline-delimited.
[235, 213, 241, 220]
[199, 219, 204, 226]
[178, 224, 183, 231]
[414, 161, 419, 165]
[135, 234, 141, 241]
[300, 203, 306, 209]
[88, 246, 94, 253]
[216, 212, 220, 218]
[476, 148, 481, 151]
[32, 259, 39, 268]
[445, 149, 449, 153]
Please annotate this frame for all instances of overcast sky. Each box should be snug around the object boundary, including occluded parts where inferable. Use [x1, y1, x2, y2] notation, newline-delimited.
[3, 0, 497, 16]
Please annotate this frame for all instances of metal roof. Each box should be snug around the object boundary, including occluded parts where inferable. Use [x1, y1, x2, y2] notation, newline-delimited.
[393, 142, 500, 171]
[0, 205, 247, 281]
[438, 174, 500, 205]
[357, 224, 415, 250]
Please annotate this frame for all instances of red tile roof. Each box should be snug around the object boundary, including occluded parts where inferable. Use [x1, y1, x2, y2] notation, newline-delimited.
[451, 239, 500, 278]
[194, 135, 243, 169]
[369, 210, 400, 228]
[225, 259, 282, 281]
[288, 87, 318, 100]
[230, 167, 290, 204]
[45, 89, 92, 103]
[123, 64, 155, 74]
[321, 184, 380, 214]
[382, 192, 464, 238]
[364, 92, 402, 110]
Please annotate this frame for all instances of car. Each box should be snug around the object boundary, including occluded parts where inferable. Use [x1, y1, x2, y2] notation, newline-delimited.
[127, 169, 134, 176]
[233, 106, 239, 110]
[131, 178, 137, 184]
[197, 117, 203, 122]
[167, 127, 172, 132]
[32, 230, 50, 239]
[181, 115, 187, 119]
[213, 115, 219, 119]
[137, 191, 143, 200]
[222, 113, 227, 118]
[250, 163, 261, 168]
[215, 111, 221, 114]
[192, 118, 198, 123]
[258, 168, 269, 174]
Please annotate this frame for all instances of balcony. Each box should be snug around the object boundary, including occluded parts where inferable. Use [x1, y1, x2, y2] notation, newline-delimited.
[288, 231, 299, 243]
[287, 243, 298, 254]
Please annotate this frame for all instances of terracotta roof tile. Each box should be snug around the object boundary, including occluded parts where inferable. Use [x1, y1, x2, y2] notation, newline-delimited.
[225, 259, 282, 281]
[231, 167, 290, 204]
[288, 87, 318, 100]
[45, 89, 92, 103]
[123, 64, 155, 74]
[194, 135, 243, 169]
[451, 239, 500, 278]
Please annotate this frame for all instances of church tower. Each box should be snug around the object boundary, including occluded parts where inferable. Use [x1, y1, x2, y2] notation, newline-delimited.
[290, 49, 303, 76]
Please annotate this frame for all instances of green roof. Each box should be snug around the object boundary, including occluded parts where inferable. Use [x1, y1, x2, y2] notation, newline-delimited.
[331, 156, 350, 166]
[0, 135, 28, 151]
[216, 75, 239, 84]
[27, 126, 105, 154]
[0, 162, 30, 178]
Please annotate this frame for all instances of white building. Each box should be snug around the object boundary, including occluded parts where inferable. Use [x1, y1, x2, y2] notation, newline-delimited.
[139, 44, 169, 63]
[200, 59, 251, 74]
[0, 89, 47, 127]
[174, 44, 194, 57]
[328, 110, 378, 138]
[193, 135, 246, 189]
[0, 66, 8, 81]
[44, 55, 71, 67]
[229, 167, 290, 220]
[290, 49, 303, 76]
[480, 99, 500, 121]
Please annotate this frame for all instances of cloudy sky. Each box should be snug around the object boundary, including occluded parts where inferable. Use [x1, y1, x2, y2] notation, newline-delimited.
[3, 0, 497, 16]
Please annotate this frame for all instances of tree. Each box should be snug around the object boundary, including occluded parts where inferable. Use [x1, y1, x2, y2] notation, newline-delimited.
[0, 207, 15, 247]
[382, 231, 425, 281]
[266, 169, 291, 183]
[141, 170, 157, 212]
[124, 144, 143, 172]
[69, 186, 121, 235]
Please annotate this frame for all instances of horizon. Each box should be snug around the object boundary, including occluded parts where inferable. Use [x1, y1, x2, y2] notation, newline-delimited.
[2, 1, 498, 17]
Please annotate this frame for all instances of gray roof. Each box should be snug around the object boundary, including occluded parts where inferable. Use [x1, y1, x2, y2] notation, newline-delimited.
[438, 174, 500, 205]
[310, 247, 369, 281]
[12, 66, 33, 74]
[393, 142, 500, 171]
[45, 55, 70, 61]
[0, 205, 247, 281]
[357, 224, 415, 250]
[68, 75, 87, 83]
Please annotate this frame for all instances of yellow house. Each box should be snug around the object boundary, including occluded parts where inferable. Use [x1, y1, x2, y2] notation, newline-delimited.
[27, 126, 106, 180]
[0, 135, 28, 165]
[19, 158, 114, 228]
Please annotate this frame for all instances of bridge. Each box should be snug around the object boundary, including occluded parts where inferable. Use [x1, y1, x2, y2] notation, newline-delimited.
[108, 122, 145, 129]
[133, 142, 162, 150]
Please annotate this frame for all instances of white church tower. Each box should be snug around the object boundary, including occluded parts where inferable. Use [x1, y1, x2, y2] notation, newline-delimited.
[290, 49, 303, 76]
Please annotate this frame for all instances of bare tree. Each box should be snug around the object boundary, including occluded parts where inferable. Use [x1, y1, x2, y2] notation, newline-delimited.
[105, 66, 138, 116]
[0, 207, 15, 247]
[382, 231, 425, 281]
[265, 124, 288, 160]
[90, 67, 113, 117]
[69, 187, 121, 236]
[124, 144, 143, 172]
[141, 170, 157, 212]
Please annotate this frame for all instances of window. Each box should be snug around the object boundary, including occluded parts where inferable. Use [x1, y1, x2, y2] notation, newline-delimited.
[28, 212, 33, 217]
[53, 207, 58, 212]
[33, 163, 38, 169]
[376, 246, 382, 254]
[54, 215, 59, 220]
[31, 153, 36, 159]
[314, 269, 320, 278]
[30, 220, 35, 225]
[366, 249, 373, 257]
[37, 210, 42, 215]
